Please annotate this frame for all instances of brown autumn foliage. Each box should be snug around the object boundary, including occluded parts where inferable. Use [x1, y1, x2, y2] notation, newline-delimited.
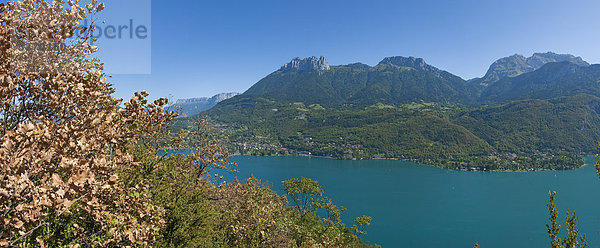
[0, 0, 176, 246]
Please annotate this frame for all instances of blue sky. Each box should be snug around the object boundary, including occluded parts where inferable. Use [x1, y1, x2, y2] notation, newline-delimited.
[7, 0, 600, 101]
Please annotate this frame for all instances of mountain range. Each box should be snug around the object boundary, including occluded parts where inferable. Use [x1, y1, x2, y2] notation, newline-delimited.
[173, 52, 600, 171]
[244, 56, 479, 107]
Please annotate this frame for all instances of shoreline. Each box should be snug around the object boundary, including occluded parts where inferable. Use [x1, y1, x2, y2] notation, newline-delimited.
[232, 153, 593, 173]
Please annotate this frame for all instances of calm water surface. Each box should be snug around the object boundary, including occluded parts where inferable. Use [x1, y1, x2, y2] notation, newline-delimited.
[218, 156, 600, 247]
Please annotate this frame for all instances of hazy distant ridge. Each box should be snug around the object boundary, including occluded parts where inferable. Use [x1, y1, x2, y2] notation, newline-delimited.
[173, 92, 239, 117]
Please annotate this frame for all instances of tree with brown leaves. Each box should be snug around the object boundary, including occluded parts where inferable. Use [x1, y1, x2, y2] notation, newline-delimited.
[0, 0, 176, 246]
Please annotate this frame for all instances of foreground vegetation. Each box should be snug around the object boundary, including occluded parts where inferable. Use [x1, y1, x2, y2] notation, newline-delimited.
[128, 121, 378, 248]
[0, 1, 376, 247]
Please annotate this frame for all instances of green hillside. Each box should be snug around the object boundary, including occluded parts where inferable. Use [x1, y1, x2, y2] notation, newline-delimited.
[206, 96, 491, 162]
[183, 94, 597, 170]
[455, 94, 600, 154]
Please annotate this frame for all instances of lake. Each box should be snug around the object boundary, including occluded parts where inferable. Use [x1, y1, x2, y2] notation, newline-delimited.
[217, 155, 600, 247]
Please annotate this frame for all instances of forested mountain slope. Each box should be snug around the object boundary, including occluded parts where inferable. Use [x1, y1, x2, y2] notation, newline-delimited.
[172, 54, 600, 171]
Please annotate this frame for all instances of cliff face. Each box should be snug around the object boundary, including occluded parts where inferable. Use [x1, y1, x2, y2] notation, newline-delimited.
[526, 52, 589, 68]
[208, 92, 240, 102]
[280, 56, 330, 71]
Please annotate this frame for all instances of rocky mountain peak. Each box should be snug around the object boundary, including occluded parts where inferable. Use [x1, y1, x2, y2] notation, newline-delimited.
[281, 56, 330, 71]
[526, 52, 589, 68]
[378, 56, 443, 75]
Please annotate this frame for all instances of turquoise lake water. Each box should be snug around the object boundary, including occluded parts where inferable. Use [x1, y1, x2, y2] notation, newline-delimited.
[218, 155, 600, 247]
